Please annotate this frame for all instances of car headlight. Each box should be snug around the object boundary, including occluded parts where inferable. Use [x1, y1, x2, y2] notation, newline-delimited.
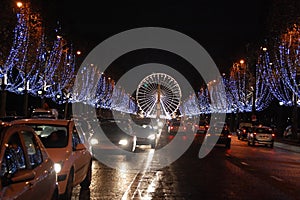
[157, 121, 164, 127]
[90, 138, 99, 145]
[147, 134, 156, 140]
[119, 139, 128, 146]
[54, 162, 63, 173]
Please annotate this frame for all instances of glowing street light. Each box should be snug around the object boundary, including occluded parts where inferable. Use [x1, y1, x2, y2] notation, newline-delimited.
[16, 2, 23, 8]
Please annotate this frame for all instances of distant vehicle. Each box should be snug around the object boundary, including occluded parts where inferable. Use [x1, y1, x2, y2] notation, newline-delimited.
[247, 125, 275, 148]
[205, 122, 232, 148]
[0, 123, 58, 200]
[167, 120, 187, 135]
[283, 125, 300, 138]
[133, 122, 160, 149]
[89, 119, 137, 155]
[12, 118, 92, 200]
[194, 120, 209, 134]
[31, 108, 58, 119]
[236, 123, 252, 140]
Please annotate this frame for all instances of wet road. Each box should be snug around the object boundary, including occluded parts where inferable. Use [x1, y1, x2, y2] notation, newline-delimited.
[72, 131, 300, 200]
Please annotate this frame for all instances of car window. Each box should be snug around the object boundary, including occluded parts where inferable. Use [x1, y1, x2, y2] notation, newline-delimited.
[29, 125, 68, 148]
[171, 122, 181, 126]
[1, 132, 26, 178]
[21, 131, 43, 168]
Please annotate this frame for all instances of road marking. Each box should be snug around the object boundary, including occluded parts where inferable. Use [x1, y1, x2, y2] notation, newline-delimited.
[270, 175, 283, 182]
[122, 149, 156, 200]
[240, 162, 249, 166]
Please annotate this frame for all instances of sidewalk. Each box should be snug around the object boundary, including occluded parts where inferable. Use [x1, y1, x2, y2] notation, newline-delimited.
[275, 137, 300, 146]
[275, 137, 300, 153]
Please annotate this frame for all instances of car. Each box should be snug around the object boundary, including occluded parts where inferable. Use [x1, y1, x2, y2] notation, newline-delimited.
[247, 125, 275, 148]
[0, 123, 58, 200]
[89, 119, 137, 156]
[205, 122, 232, 148]
[194, 120, 209, 134]
[31, 108, 59, 119]
[12, 118, 92, 200]
[167, 120, 187, 135]
[283, 125, 300, 138]
[133, 121, 160, 149]
[237, 124, 252, 140]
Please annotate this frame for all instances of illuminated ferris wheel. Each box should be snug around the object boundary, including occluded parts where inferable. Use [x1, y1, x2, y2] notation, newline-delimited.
[136, 73, 182, 119]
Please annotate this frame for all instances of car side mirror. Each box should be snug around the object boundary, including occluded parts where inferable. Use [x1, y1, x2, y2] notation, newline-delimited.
[75, 143, 86, 151]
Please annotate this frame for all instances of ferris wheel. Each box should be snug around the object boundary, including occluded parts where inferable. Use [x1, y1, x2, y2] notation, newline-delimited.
[136, 73, 182, 119]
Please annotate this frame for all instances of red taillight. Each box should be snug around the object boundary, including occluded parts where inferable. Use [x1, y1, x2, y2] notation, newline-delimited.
[272, 133, 275, 138]
[169, 135, 174, 140]
[253, 132, 257, 137]
[243, 129, 246, 133]
[170, 126, 174, 130]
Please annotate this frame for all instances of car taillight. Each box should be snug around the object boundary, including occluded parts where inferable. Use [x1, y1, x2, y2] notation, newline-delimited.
[253, 132, 257, 137]
[243, 129, 246, 133]
[272, 133, 275, 138]
[170, 126, 174, 130]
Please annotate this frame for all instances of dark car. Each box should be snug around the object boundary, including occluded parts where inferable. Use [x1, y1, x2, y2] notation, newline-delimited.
[237, 125, 252, 140]
[167, 121, 187, 135]
[247, 125, 275, 148]
[90, 119, 137, 155]
[205, 122, 232, 148]
[195, 120, 209, 134]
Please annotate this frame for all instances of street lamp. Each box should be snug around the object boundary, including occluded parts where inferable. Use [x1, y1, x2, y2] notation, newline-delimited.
[16, 2, 23, 8]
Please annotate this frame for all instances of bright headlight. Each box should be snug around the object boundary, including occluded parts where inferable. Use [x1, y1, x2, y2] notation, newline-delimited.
[119, 139, 128, 146]
[157, 121, 164, 127]
[90, 138, 99, 145]
[54, 163, 62, 173]
[147, 134, 156, 140]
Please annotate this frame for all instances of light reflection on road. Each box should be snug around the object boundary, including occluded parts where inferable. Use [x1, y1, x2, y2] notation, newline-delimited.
[72, 147, 161, 200]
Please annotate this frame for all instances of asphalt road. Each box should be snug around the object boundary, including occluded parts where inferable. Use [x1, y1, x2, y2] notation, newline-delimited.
[72, 130, 300, 200]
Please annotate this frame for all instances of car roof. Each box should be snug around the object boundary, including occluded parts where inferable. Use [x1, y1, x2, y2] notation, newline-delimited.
[12, 118, 72, 126]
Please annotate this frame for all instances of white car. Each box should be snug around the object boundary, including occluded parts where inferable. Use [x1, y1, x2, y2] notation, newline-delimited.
[0, 123, 58, 200]
[12, 119, 92, 200]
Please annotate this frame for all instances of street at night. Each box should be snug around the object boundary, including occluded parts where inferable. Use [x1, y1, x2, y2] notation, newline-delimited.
[72, 130, 300, 200]
[1, 1, 300, 200]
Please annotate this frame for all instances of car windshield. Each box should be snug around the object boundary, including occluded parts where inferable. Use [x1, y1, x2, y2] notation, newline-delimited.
[28, 124, 68, 148]
[171, 122, 181, 126]
[199, 121, 207, 126]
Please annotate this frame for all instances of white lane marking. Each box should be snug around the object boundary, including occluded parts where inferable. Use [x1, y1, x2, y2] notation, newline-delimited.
[122, 149, 155, 200]
[241, 162, 249, 166]
[121, 172, 140, 200]
[270, 175, 284, 182]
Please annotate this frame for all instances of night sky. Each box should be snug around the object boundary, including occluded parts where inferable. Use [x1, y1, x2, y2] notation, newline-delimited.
[38, 0, 271, 89]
